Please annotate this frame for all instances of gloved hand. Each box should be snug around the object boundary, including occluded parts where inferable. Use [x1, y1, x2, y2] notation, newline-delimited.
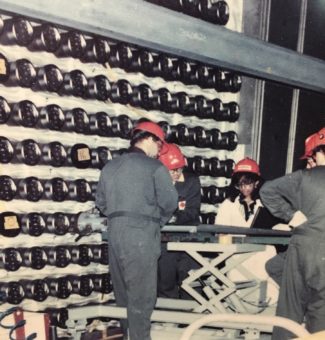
[289, 210, 307, 228]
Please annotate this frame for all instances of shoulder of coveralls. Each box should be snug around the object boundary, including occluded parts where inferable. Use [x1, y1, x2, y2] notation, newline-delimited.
[100, 154, 124, 172]
[99, 152, 166, 173]
[131, 151, 166, 169]
[307, 165, 325, 174]
[261, 169, 304, 189]
[119, 151, 166, 170]
[301, 166, 325, 185]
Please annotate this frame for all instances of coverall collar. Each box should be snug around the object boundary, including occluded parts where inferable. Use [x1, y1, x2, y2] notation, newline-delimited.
[128, 146, 146, 154]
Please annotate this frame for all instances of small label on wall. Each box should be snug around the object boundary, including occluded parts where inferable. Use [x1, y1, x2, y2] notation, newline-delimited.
[0, 59, 7, 75]
[77, 147, 91, 161]
[4, 215, 19, 230]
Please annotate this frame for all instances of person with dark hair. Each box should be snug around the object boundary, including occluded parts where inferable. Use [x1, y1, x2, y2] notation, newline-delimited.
[215, 157, 278, 306]
[260, 127, 325, 340]
[157, 143, 201, 299]
[215, 157, 263, 227]
[95, 121, 178, 340]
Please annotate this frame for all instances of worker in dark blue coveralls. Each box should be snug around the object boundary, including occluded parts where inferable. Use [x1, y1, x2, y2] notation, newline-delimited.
[95, 121, 178, 340]
[157, 143, 201, 299]
[260, 127, 325, 340]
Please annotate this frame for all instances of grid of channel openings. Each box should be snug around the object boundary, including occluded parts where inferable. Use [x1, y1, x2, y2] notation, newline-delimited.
[0, 5, 240, 327]
[145, 0, 230, 26]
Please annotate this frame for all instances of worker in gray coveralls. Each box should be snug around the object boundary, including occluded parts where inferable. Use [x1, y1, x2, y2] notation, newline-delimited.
[260, 127, 325, 340]
[95, 121, 178, 340]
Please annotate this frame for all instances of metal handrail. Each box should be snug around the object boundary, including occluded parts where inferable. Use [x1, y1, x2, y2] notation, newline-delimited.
[180, 314, 310, 340]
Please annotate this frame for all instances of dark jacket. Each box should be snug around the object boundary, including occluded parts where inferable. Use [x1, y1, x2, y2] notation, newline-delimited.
[174, 172, 201, 225]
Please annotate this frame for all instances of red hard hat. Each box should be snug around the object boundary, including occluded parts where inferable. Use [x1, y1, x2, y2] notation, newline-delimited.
[300, 127, 325, 159]
[314, 127, 325, 148]
[159, 143, 187, 170]
[233, 157, 260, 176]
[133, 121, 165, 141]
[300, 133, 318, 159]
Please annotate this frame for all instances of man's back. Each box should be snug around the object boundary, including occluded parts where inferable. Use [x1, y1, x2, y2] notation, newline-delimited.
[96, 149, 178, 226]
[298, 167, 325, 232]
[261, 166, 325, 234]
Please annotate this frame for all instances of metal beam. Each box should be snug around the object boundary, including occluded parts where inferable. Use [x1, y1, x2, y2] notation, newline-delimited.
[1, 0, 325, 93]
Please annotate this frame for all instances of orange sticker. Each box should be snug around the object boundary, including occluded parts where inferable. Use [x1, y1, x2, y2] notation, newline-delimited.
[0, 59, 7, 75]
[218, 234, 232, 245]
[77, 147, 90, 161]
[4, 216, 19, 230]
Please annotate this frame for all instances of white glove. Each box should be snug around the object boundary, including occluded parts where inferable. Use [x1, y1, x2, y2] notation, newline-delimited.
[289, 211, 307, 228]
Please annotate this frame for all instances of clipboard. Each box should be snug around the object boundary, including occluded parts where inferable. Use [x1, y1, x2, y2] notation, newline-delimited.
[250, 206, 283, 229]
